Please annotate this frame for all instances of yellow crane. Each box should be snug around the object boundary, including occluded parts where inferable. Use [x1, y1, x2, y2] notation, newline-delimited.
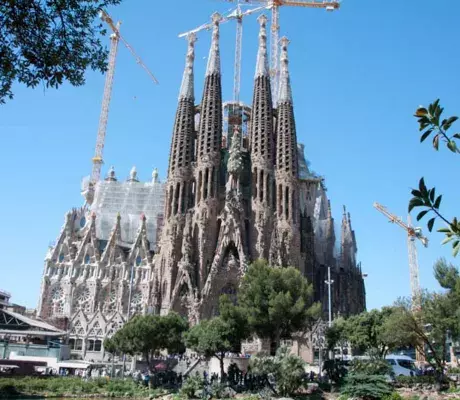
[221, 0, 340, 101]
[84, 10, 158, 204]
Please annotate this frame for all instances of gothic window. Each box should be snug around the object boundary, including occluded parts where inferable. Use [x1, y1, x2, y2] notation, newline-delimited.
[103, 289, 117, 315]
[59, 253, 65, 262]
[49, 286, 65, 316]
[73, 286, 91, 313]
[71, 320, 86, 336]
[84, 254, 90, 264]
[136, 255, 142, 266]
[89, 322, 104, 337]
[68, 338, 76, 350]
[130, 291, 143, 315]
[80, 217, 86, 228]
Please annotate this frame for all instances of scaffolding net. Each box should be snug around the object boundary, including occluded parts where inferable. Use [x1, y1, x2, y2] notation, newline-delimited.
[90, 179, 166, 250]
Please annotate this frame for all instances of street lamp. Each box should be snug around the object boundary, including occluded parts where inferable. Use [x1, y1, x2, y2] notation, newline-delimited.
[325, 266, 334, 328]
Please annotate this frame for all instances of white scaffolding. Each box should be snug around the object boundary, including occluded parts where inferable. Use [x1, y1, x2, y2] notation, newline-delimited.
[90, 178, 166, 250]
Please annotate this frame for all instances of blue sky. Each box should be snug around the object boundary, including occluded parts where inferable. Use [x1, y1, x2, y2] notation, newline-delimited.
[1, 0, 459, 311]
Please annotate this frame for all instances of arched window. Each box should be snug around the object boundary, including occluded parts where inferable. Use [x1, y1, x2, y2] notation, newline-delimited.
[136, 255, 142, 266]
[75, 339, 83, 351]
[68, 338, 76, 350]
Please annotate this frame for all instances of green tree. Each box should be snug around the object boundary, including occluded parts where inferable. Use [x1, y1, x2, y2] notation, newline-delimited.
[325, 316, 347, 353]
[0, 0, 121, 103]
[409, 100, 460, 256]
[249, 346, 306, 396]
[105, 313, 188, 372]
[238, 259, 321, 351]
[184, 296, 250, 379]
[326, 308, 400, 358]
[384, 293, 459, 380]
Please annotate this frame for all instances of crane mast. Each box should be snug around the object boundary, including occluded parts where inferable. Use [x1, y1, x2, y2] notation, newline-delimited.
[91, 17, 120, 185]
[179, 5, 266, 102]
[84, 10, 159, 204]
[221, 0, 340, 102]
[373, 202, 427, 308]
[234, 5, 243, 102]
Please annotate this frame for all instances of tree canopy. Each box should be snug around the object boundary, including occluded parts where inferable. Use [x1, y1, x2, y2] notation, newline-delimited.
[0, 0, 121, 103]
[184, 296, 250, 378]
[104, 313, 188, 371]
[410, 100, 460, 256]
[238, 260, 321, 348]
[326, 308, 402, 358]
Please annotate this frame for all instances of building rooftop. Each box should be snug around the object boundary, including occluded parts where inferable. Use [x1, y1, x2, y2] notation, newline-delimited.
[0, 308, 64, 336]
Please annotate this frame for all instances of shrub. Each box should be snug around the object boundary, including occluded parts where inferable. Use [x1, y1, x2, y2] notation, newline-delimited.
[341, 373, 392, 400]
[349, 358, 393, 376]
[382, 392, 404, 400]
[250, 346, 306, 396]
[180, 374, 205, 399]
[395, 375, 437, 387]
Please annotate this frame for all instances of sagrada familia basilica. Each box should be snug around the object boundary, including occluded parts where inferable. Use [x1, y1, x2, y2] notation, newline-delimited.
[37, 14, 365, 362]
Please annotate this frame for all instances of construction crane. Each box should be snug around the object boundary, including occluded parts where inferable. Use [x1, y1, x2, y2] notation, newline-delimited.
[179, 4, 266, 102]
[221, 0, 340, 101]
[373, 202, 428, 308]
[88, 10, 158, 196]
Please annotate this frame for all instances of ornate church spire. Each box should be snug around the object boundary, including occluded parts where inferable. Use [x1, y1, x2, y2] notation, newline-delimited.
[179, 33, 197, 101]
[195, 12, 222, 198]
[278, 37, 293, 104]
[255, 15, 269, 78]
[250, 14, 275, 260]
[205, 13, 221, 77]
[273, 36, 299, 267]
[166, 33, 197, 218]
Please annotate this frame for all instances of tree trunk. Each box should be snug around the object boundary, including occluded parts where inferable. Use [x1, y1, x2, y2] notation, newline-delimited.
[218, 352, 225, 382]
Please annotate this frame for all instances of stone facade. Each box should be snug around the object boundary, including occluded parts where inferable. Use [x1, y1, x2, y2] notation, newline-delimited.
[37, 170, 165, 361]
[37, 14, 365, 362]
[154, 15, 366, 324]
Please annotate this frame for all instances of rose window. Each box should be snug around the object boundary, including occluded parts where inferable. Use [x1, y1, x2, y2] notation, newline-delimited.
[130, 291, 143, 314]
[74, 287, 91, 313]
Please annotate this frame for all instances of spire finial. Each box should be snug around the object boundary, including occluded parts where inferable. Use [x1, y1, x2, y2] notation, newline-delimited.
[255, 14, 269, 78]
[206, 12, 221, 76]
[179, 33, 197, 100]
[106, 166, 117, 182]
[152, 168, 159, 183]
[278, 37, 292, 104]
[128, 166, 139, 182]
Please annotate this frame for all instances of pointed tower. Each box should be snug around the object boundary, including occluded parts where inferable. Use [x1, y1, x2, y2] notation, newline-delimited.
[193, 13, 223, 288]
[324, 200, 336, 266]
[341, 206, 356, 270]
[272, 37, 300, 267]
[166, 32, 197, 219]
[156, 33, 197, 314]
[250, 15, 275, 260]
